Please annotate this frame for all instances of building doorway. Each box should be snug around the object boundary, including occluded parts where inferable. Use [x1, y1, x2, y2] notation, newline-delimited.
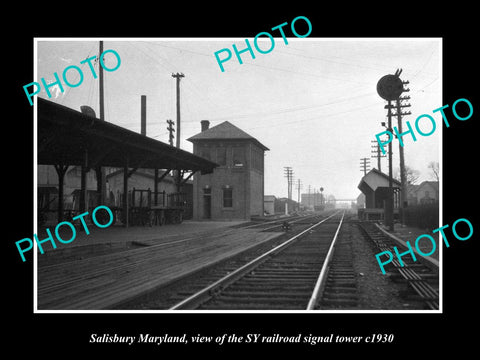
[203, 188, 211, 219]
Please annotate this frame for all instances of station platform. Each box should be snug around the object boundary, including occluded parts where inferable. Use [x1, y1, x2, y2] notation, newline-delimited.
[37, 220, 247, 255]
[36, 221, 283, 310]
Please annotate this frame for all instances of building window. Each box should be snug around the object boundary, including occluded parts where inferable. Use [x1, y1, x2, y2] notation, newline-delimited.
[200, 147, 210, 160]
[217, 147, 227, 166]
[233, 147, 244, 167]
[252, 148, 263, 171]
[223, 186, 233, 208]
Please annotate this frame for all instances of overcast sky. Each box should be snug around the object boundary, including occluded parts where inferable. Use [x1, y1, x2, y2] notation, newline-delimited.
[36, 38, 441, 201]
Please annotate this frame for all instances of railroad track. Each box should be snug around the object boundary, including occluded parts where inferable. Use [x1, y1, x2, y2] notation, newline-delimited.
[233, 212, 316, 232]
[39, 210, 336, 309]
[357, 221, 440, 310]
[168, 211, 346, 310]
[314, 226, 358, 309]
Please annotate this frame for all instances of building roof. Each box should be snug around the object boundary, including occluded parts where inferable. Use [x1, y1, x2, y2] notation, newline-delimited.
[357, 168, 401, 194]
[105, 169, 192, 184]
[38, 98, 218, 174]
[406, 184, 419, 196]
[187, 121, 269, 151]
[416, 181, 439, 192]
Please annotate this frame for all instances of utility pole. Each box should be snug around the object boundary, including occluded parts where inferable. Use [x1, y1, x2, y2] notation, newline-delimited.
[393, 88, 411, 224]
[283, 167, 293, 200]
[283, 167, 293, 215]
[172, 73, 184, 193]
[387, 102, 394, 230]
[384, 77, 411, 223]
[296, 178, 303, 211]
[99, 41, 105, 122]
[377, 68, 405, 232]
[96, 40, 106, 206]
[172, 73, 185, 149]
[167, 119, 175, 146]
[308, 184, 312, 208]
[371, 139, 386, 172]
[360, 157, 371, 176]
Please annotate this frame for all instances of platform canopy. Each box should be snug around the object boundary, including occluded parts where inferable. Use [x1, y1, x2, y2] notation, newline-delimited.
[37, 98, 217, 174]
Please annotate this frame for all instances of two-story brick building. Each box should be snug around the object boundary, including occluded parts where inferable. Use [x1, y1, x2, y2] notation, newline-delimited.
[187, 120, 269, 220]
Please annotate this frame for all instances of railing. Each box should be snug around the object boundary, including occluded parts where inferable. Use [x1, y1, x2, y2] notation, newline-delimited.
[127, 188, 187, 209]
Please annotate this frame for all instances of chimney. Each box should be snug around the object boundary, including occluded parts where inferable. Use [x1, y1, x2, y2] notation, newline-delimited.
[141, 95, 146, 136]
[201, 120, 210, 132]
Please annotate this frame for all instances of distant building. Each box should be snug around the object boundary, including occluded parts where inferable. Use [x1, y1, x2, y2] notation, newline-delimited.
[416, 181, 439, 204]
[264, 195, 276, 215]
[406, 184, 419, 206]
[407, 181, 439, 205]
[274, 197, 299, 214]
[357, 168, 401, 220]
[187, 120, 269, 220]
[356, 193, 365, 208]
[301, 192, 325, 210]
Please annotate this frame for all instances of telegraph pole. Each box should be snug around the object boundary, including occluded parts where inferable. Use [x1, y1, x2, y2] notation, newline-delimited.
[394, 89, 411, 224]
[172, 73, 185, 149]
[99, 41, 105, 122]
[283, 167, 293, 200]
[296, 178, 303, 211]
[283, 167, 293, 215]
[394, 94, 411, 194]
[308, 184, 312, 208]
[371, 140, 386, 172]
[386, 100, 394, 230]
[96, 40, 106, 206]
[377, 69, 405, 232]
[360, 157, 371, 176]
[172, 73, 184, 192]
[167, 119, 175, 146]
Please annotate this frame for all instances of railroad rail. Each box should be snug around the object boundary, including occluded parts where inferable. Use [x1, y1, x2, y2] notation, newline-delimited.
[169, 211, 345, 310]
[357, 221, 440, 310]
[232, 212, 312, 231]
[311, 220, 358, 310]
[38, 210, 336, 309]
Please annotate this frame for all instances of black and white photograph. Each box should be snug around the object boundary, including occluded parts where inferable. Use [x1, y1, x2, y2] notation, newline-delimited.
[33, 38, 442, 312]
[6, 6, 478, 356]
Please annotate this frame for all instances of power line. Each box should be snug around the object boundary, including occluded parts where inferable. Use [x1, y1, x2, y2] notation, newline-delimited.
[186, 90, 376, 124]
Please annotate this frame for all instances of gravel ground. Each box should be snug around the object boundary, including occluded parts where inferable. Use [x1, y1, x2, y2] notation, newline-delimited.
[348, 221, 424, 310]
[387, 223, 440, 261]
[122, 218, 426, 311]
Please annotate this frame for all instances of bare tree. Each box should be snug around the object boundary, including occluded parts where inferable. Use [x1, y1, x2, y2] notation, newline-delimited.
[394, 166, 420, 185]
[428, 161, 439, 182]
[406, 166, 421, 185]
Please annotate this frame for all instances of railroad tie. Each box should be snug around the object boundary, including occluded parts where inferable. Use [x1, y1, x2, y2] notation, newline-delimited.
[358, 223, 439, 310]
